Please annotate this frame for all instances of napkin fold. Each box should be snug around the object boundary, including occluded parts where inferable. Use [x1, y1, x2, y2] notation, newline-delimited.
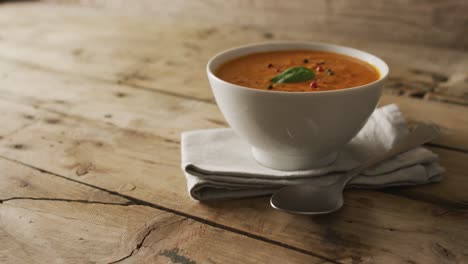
[181, 104, 444, 201]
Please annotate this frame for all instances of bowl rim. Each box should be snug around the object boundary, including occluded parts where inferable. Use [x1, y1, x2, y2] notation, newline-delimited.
[206, 41, 389, 95]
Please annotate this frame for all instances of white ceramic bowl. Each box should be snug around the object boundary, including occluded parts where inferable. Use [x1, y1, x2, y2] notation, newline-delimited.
[207, 42, 389, 171]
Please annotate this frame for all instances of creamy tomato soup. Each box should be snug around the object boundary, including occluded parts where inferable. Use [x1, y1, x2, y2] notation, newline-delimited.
[216, 50, 380, 92]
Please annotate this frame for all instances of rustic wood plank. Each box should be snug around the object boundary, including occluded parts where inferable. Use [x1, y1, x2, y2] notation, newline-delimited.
[0, 3, 467, 263]
[0, 157, 128, 206]
[0, 3, 467, 105]
[0, 159, 137, 264]
[378, 96, 468, 150]
[0, 58, 466, 208]
[386, 147, 468, 208]
[0, 58, 467, 152]
[43, 0, 468, 50]
[0, 100, 38, 139]
[0, 94, 466, 263]
[0, 158, 325, 264]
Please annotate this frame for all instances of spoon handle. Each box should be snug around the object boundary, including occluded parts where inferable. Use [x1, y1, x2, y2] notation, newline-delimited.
[340, 125, 440, 187]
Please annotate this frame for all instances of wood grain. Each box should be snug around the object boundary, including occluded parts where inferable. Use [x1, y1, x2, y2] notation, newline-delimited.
[379, 95, 468, 150]
[0, 58, 467, 152]
[0, 158, 325, 264]
[0, 80, 466, 263]
[0, 2, 467, 264]
[0, 3, 467, 105]
[0, 57, 466, 208]
[43, 0, 468, 50]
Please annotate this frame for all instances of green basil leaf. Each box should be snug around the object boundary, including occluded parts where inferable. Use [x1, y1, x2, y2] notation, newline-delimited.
[270, 66, 315, 84]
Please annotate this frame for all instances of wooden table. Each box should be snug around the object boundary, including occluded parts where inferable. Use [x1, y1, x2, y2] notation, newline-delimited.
[0, 2, 467, 264]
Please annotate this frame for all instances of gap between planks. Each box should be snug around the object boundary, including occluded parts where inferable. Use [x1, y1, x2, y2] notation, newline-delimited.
[0, 155, 343, 264]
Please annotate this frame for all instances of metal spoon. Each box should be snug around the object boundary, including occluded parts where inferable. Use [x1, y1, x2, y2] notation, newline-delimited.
[270, 125, 439, 215]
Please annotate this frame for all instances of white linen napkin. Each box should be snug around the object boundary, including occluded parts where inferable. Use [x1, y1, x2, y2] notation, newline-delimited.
[181, 104, 444, 201]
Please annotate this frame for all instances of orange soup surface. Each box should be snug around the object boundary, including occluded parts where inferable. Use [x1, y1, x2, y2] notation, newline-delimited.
[216, 50, 380, 92]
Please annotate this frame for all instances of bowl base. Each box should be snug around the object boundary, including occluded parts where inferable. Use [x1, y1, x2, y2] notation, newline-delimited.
[251, 147, 338, 171]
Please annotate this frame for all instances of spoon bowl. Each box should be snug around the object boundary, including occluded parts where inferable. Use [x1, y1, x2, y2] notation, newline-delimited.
[271, 184, 344, 215]
[270, 125, 439, 215]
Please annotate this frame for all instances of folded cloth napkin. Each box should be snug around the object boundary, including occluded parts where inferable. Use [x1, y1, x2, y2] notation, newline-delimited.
[181, 104, 444, 201]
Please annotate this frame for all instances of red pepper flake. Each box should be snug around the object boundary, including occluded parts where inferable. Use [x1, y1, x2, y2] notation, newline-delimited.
[310, 81, 318, 88]
[267, 63, 273, 68]
[316, 65, 324, 72]
[276, 68, 281, 72]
